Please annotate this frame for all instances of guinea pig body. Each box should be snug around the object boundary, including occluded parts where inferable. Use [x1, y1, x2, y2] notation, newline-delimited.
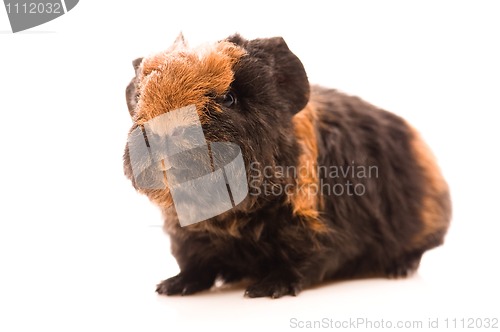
[123, 34, 451, 298]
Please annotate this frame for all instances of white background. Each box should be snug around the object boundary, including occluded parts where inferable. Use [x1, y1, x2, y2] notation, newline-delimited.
[1, 1, 499, 331]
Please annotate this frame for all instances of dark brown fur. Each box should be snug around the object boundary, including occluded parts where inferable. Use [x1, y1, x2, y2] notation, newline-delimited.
[123, 34, 451, 298]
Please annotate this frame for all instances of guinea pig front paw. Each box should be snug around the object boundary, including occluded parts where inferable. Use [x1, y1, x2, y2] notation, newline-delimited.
[156, 272, 215, 296]
[244, 274, 302, 299]
[385, 251, 424, 279]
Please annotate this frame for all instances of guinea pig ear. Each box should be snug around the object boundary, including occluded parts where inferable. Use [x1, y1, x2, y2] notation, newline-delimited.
[266, 37, 310, 113]
[240, 36, 310, 113]
[126, 57, 143, 117]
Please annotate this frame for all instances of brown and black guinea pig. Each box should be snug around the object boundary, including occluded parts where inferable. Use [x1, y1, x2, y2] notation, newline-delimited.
[123, 34, 451, 298]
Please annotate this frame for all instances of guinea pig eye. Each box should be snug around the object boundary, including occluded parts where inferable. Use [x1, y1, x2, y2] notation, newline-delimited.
[221, 92, 237, 108]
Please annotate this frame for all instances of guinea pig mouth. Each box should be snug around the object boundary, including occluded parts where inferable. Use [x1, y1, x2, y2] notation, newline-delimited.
[163, 146, 215, 184]
[159, 142, 249, 227]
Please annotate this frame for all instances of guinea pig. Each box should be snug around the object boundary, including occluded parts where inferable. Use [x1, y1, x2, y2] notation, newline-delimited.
[123, 33, 451, 298]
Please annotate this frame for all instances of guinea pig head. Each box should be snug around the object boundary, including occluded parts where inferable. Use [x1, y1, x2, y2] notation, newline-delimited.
[123, 33, 310, 215]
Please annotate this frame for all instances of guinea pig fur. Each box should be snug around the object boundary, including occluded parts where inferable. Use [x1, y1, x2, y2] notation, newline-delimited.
[123, 34, 451, 298]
